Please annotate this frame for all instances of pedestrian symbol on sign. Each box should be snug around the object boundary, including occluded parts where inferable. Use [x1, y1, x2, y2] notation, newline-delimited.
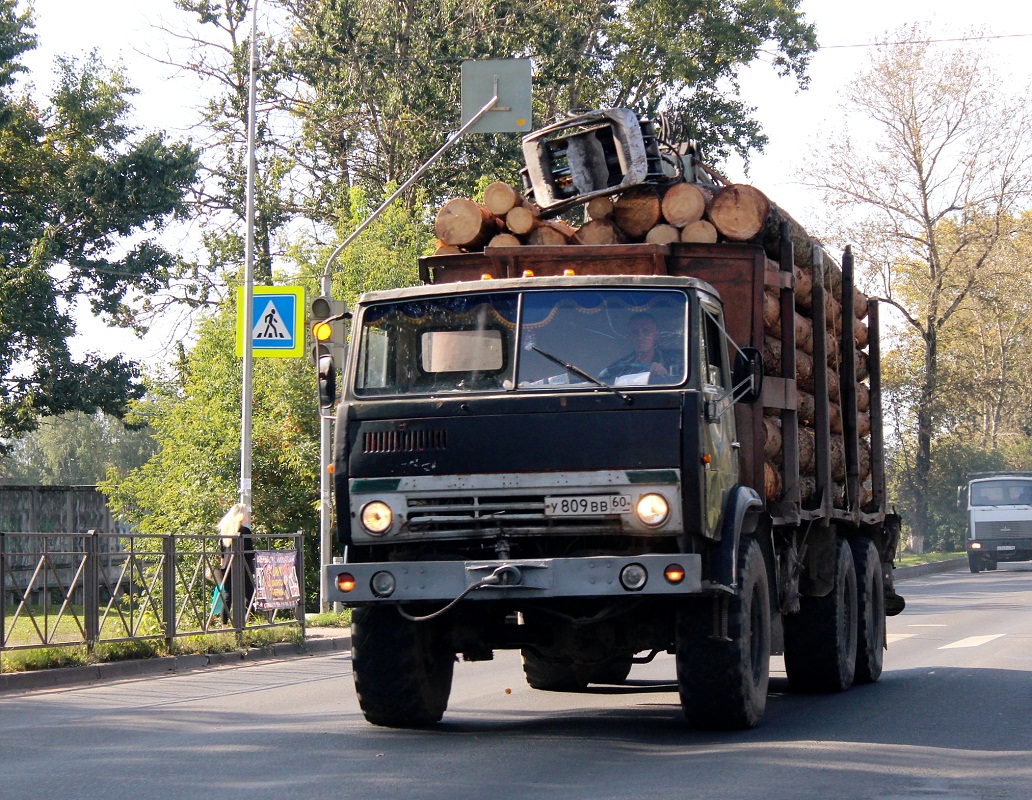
[255, 301, 288, 340]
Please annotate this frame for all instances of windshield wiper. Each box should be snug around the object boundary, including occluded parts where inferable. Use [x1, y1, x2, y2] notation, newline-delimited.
[530, 346, 632, 405]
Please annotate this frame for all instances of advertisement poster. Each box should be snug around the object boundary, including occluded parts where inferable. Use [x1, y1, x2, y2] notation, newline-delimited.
[254, 551, 300, 610]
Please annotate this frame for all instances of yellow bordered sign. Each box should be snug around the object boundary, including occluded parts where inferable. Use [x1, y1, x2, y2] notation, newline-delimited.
[235, 286, 306, 359]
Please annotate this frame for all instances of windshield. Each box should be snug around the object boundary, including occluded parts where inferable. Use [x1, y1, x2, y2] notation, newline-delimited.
[353, 288, 689, 397]
[970, 480, 1032, 506]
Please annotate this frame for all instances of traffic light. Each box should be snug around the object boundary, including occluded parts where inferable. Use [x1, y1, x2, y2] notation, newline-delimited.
[310, 295, 348, 410]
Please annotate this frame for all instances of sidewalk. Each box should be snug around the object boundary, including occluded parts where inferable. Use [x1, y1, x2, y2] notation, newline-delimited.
[0, 559, 964, 695]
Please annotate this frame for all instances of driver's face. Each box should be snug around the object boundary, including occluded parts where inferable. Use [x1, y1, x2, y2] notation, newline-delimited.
[628, 319, 657, 353]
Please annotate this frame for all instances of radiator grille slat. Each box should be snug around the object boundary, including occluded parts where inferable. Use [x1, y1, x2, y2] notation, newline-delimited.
[364, 429, 447, 453]
[974, 520, 1032, 537]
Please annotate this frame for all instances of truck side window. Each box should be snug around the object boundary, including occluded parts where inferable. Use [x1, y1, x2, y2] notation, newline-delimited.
[703, 306, 726, 388]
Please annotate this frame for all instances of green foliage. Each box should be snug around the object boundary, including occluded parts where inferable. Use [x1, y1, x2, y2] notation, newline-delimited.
[0, 4, 198, 447]
[282, 0, 816, 205]
[0, 411, 158, 485]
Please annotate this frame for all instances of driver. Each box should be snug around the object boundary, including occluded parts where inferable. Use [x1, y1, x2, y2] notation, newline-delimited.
[599, 313, 682, 384]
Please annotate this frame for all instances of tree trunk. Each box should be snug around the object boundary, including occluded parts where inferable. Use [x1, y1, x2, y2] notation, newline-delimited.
[435, 198, 500, 247]
[613, 186, 662, 239]
[661, 182, 709, 227]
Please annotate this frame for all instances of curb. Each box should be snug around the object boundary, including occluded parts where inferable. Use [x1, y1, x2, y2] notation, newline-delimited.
[0, 633, 351, 695]
[893, 557, 967, 580]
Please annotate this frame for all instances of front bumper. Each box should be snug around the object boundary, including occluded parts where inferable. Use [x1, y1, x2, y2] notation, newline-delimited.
[326, 553, 703, 605]
[969, 539, 1032, 562]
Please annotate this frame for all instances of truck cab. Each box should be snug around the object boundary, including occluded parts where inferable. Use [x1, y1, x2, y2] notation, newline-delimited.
[963, 473, 1032, 572]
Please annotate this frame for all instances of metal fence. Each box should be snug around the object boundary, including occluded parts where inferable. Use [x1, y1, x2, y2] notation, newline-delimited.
[0, 529, 305, 667]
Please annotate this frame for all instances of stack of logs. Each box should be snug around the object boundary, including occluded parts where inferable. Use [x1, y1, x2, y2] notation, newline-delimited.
[433, 180, 874, 511]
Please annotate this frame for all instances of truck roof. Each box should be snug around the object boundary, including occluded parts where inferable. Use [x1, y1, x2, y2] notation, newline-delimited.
[968, 472, 1032, 482]
[355, 272, 719, 305]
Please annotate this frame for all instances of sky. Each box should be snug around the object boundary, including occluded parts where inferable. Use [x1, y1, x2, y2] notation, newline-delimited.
[18, 0, 1032, 363]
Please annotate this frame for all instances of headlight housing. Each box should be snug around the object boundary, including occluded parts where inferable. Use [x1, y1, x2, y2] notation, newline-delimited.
[360, 501, 393, 535]
[635, 493, 670, 527]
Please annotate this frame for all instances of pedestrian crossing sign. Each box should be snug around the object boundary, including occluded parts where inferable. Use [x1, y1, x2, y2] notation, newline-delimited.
[235, 286, 305, 358]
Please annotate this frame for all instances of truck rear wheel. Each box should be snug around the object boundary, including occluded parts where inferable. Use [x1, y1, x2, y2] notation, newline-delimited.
[676, 537, 770, 730]
[784, 536, 857, 693]
[968, 553, 983, 573]
[851, 537, 885, 684]
[351, 606, 454, 727]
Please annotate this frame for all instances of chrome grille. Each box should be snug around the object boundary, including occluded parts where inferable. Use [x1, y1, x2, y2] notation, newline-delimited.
[405, 494, 619, 535]
[363, 429, 447, 454]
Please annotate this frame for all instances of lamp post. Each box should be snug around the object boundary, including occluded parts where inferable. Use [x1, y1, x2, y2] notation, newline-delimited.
[239, 0, 259, 527]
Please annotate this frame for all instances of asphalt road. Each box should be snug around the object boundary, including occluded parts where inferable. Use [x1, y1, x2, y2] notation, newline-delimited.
[1, 566, 1030, 800]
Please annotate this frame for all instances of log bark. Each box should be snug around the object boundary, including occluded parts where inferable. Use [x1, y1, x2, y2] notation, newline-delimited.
[661, 182, 708, 227]
[680, 219, 718, 243]
[645, 223, 681, 245]
[435, 198, 500, 248]
[613, 186, 662, 239]
[798, 426, 815, 473]
[854, 317, 869, 349]
[483, 182, 524, 217]
[574, 219, 626, 246]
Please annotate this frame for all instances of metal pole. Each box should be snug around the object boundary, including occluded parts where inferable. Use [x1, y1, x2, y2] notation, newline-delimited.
[320, 94, 499, 281]
[314, 94, 498, 611]
[319, 270, 332, 611]
[239, 0, 259, 526]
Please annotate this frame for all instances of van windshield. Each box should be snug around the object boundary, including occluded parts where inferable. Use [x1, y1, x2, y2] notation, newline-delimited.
[353, 288, 689, 397]
[970, 480, 1032, 506]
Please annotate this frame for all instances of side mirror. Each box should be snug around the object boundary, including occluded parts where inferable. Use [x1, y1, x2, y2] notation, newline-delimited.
[732, 347, 764, 404]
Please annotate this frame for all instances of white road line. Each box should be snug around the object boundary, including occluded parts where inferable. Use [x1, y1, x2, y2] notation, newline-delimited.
[887, 633, 916, 644]
[908, 624, 947, 627]
[938, 634, 1006, 650]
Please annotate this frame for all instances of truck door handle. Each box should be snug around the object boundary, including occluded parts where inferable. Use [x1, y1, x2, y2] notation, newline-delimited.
[730, 441, 741, 449]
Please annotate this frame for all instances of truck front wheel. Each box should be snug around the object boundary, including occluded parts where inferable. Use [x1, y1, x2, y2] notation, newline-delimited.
[676, 537, 771, 730]
[351, 606, 455, 727]
[968, 553, 983, 573]
[784, 536, 857, 693]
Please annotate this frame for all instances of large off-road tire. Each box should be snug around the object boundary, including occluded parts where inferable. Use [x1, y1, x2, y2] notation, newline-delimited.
[676, 537, 771, 730]
[521, 649, 590, 691]
[784, 536, 857, 693]
[351, 606, 454, 727]
[851, 536, 885, 685]
[968, 553, 983, 573]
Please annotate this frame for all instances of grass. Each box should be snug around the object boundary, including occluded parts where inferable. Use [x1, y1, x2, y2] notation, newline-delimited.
[306, 610, 351, 627]
[895, 550, 965, 567]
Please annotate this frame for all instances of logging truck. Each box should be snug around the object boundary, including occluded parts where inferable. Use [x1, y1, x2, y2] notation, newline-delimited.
[322, 113, 903, 730]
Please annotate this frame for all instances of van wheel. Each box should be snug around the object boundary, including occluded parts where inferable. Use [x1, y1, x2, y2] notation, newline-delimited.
[784, 536, 857, 693]
[352, 606, 454, 727]
[851, 537, 885, 684]
[676, 537, 770, 730]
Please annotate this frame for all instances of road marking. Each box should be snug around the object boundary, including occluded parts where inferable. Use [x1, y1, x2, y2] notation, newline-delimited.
[908, 624, 947, 627]
[887, 633, 916, 643]
[938, 634, 1006, 650]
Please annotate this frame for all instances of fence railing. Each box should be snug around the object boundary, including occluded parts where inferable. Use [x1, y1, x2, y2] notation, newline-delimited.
[0, 529, 305, 667]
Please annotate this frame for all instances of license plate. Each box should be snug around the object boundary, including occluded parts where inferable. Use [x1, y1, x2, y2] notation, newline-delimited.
[997, 545, 1016, 551]
[544, 494, 632, 516]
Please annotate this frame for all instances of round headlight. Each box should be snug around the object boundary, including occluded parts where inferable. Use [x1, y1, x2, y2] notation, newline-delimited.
[635, 493, 670, 527]
[360, 501, 393, 534]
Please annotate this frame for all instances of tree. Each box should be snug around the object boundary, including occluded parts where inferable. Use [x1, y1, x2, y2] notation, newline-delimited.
[281, 0, 817, 207]
[802, 28, 1032, 551]
[0, 411, 158, 486]
[0, 2, 199, 449]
